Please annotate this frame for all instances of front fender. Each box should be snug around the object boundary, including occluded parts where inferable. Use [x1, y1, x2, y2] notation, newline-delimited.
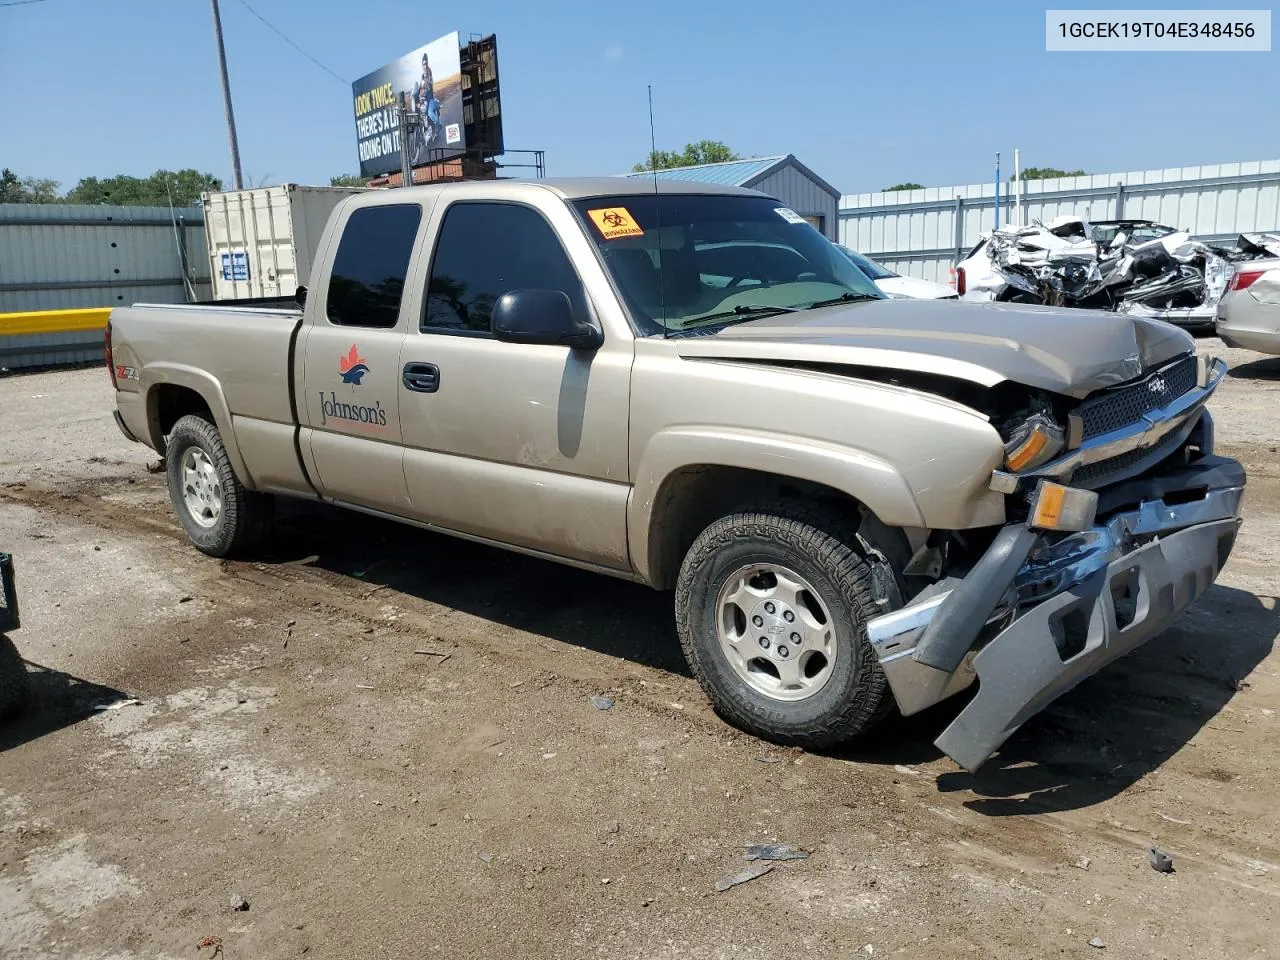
[142, 362, 254, 489]
[628, 427, 927, 586]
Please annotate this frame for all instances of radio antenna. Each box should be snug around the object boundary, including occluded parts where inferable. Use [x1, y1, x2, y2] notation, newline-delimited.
[648, 85, 668, 338]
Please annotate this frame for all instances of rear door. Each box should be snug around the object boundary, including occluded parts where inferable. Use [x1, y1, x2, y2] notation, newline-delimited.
[299, 200, 427, 513]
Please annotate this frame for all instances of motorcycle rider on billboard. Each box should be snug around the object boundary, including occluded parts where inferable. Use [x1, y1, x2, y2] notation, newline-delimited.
[413, 52, 440, 147]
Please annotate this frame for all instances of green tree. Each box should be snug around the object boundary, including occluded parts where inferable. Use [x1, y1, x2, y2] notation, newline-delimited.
[0, 168, 60, 203]
[883, 182, 924, 192]
[1012, 166, 1087, 181]
[63, 169, 222, 207]
[632, 140, 740, 172]
[329, 174, 368, 187]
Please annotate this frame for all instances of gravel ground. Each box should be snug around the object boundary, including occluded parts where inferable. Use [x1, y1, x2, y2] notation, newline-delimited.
[1, 340, 1278, 960]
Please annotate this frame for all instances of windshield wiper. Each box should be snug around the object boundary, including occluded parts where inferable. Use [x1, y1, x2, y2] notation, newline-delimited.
[679, 304, 799, 330]
[805, 292, 880, 310]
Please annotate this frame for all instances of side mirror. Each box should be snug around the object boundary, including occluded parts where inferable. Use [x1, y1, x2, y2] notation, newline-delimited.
[492, 289, 603, 350]
[294, 284, 308, 307]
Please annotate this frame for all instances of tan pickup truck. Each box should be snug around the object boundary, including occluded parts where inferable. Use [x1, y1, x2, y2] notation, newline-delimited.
[107, 179, 1245, 770]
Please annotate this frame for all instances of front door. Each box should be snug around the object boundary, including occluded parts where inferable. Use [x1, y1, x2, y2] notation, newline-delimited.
[397, 195, 633, 569]
[299, 200, 424, 514]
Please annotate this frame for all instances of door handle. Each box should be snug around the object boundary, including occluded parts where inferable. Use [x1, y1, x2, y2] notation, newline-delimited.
[402, 362, 440, 393]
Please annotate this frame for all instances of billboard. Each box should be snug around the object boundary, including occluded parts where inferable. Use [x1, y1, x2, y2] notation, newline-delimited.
[351, 31, 465, 178]
[460, 35, 504, 156]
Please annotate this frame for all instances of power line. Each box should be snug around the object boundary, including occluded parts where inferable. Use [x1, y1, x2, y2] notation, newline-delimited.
[230, 0, 348, 85]
[0, 1, 53, 7]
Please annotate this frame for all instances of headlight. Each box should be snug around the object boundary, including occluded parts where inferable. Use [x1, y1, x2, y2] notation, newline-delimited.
[1003, 413, 1065, 472]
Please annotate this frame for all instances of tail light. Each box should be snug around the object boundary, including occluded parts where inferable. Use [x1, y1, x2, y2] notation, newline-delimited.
[1231, 270, 1264, 292]
[955, 267, 967, 296]
[105, 320, 117, 389]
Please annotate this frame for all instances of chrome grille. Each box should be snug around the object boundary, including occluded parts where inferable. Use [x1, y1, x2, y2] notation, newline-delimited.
[1077, 355, 1197, 441]
[1070, 426, 1187, 488]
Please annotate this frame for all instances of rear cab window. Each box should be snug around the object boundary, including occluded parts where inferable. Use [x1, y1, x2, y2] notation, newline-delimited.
[326, 204, 423, 328]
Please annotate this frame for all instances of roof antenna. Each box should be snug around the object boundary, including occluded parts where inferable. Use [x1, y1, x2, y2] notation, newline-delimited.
[648, 84, 668, 339]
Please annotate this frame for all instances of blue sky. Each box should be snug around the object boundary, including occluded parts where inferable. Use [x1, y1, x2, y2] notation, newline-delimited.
[1, 0, 1276, 195]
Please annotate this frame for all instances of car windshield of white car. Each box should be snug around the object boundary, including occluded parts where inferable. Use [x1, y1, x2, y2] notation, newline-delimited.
[838, 246, 897, 281]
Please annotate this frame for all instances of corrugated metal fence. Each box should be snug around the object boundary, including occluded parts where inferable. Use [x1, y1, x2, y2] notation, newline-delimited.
[838, 160, 1280, 284]
[0, 203, 210, 369]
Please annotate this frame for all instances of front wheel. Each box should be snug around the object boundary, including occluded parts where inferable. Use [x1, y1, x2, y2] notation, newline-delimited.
[165, 414, 273, 558]
[675, 503, 893, 749]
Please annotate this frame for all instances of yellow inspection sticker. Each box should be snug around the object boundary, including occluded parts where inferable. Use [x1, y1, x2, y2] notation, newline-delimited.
[586, 207, 644, 240]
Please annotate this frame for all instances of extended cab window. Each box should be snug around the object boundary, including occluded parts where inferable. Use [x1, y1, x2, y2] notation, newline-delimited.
[326, 204, 422, 328]
[424, 202, 585, 333]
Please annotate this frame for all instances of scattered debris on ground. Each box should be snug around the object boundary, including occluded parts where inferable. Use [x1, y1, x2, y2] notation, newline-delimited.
[1148, 845, 1175, 873]
[590, 694, 615, 710]
[93, 697, 141, 711]
[230, 894, 250, 912]
[714, 862, 773, 892]
[744, 843, 809, 862]
[413, 648, 452, 662]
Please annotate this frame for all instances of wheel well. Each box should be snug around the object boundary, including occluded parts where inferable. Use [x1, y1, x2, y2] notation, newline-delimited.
[646, 466, 865, 590]
[149, 385, 213, 451]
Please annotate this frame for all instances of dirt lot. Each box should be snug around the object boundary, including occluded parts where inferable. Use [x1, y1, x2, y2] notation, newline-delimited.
[1, 341, 1278, 960]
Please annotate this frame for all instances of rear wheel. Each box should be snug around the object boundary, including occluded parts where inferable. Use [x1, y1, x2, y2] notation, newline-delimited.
[675, 502, 893, 749]
[0, 634, 29, 722]
[165, 414, 273, 557]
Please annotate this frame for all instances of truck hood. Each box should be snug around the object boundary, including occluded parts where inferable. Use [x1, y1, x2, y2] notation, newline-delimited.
[675, 298, 1193, 399]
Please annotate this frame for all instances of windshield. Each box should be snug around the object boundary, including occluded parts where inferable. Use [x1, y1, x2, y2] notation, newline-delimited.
[571, 194, 884, 335]
[837, 245, 897, 280]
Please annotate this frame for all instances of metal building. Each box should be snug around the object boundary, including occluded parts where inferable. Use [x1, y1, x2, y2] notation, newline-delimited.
[1, 203, 209, 369]
[625, 155, 841, 239]
[838, 159, 1280, 284]
[0, 202, 209, 313]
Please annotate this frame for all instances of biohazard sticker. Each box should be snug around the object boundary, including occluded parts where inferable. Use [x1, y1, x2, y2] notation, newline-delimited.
[774, 207, 807, 225]
[587, 207, 644, 240]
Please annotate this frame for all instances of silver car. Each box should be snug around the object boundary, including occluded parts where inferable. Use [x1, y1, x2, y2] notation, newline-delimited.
[1217, 257, 1280, 355]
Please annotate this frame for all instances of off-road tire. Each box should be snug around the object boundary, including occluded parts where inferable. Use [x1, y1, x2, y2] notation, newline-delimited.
[165, 414, 273, 558]
[675, 502, 893, 749]
[0, 634, 29, 722]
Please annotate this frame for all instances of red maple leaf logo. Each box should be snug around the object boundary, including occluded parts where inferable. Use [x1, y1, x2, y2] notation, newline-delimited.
[338, 344, 366, 374]
[337, 344, 370, 385]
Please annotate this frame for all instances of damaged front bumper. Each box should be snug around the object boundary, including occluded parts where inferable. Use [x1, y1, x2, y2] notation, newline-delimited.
[866, 455, 1245, 772]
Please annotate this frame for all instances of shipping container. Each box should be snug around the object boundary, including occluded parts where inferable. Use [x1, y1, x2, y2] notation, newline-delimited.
[202, 185, 367, 301]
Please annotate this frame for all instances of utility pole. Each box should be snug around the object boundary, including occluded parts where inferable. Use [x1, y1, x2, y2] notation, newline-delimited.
[210, 0, 244, 190]
[1013, 148, 1021, 226]
[994, 152, 1001, 231]
[398, 106, 414, 188]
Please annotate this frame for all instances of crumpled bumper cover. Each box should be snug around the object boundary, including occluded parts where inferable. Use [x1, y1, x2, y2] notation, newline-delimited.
[935, 514, 1239, 771]
[867, 455, 1245, 771]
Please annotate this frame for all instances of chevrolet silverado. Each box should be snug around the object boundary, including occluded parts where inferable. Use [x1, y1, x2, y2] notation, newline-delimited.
[107, 179, 1245, 770]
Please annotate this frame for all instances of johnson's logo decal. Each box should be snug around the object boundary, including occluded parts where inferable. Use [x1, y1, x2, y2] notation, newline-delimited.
[318, 392, 388, 429]
[338, 344, 370, 385]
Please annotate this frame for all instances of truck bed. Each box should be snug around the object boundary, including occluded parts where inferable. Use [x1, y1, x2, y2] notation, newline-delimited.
[109, 302, 303, 430]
